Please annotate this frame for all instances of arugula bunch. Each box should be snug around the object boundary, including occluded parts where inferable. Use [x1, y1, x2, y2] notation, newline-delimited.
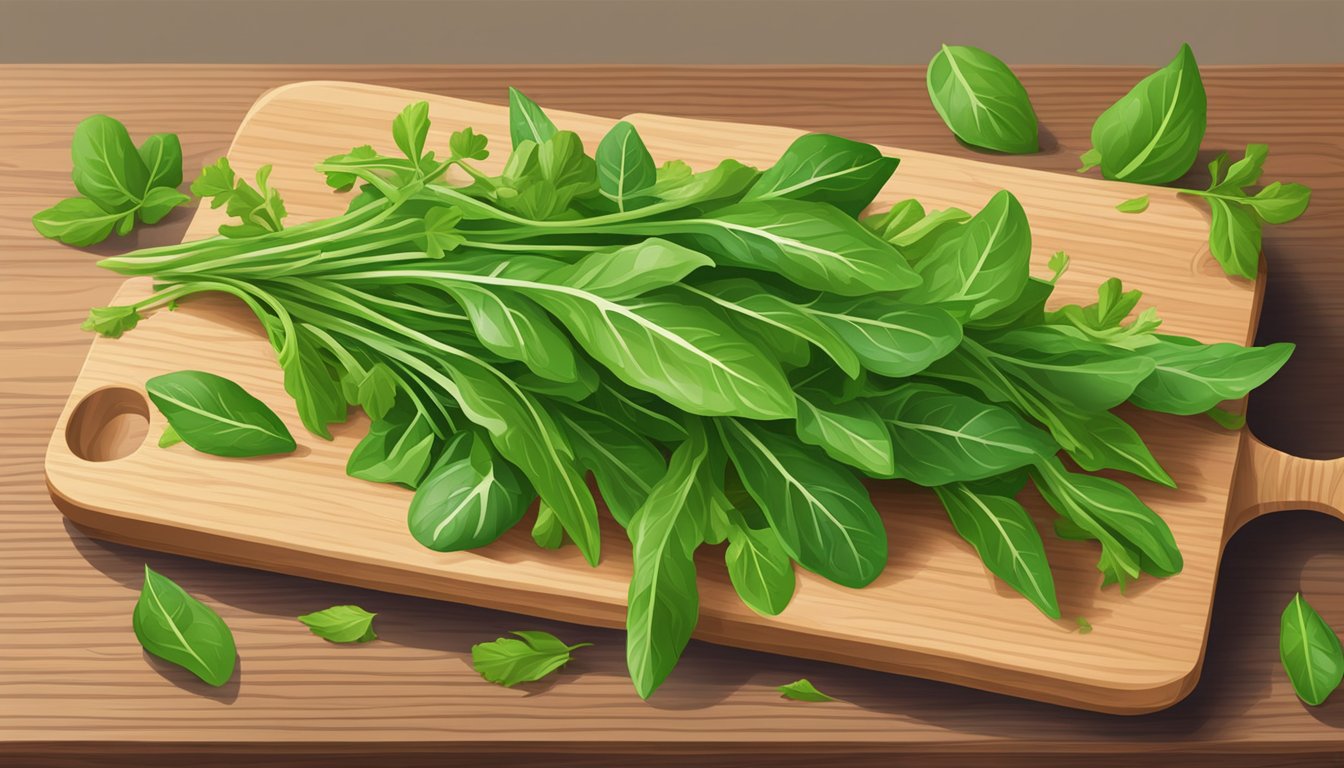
[87, 91, 1293, 698]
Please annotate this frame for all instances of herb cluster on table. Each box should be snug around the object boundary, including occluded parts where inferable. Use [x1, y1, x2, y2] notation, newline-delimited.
[68, 88, 1295, 698]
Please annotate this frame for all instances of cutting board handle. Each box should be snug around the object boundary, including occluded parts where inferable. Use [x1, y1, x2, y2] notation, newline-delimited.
[1229, 431, 1344, 536]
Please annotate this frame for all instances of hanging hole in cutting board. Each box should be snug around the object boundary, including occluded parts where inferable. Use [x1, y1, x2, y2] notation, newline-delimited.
[65, 386, 149, 462]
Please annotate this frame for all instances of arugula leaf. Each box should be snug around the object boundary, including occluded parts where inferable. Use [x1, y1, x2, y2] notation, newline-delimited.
[596, 121, 657, 211]
[133, 565, 236, 686]
[1180, 144, 1312, 279]
[297, 605, 378, 643]
[1043, 278, 1162, 347]
[874, 383, 1057, 486]
[804, 295, 962, 378]
[723, 509, 796, 616]
[556, 403, 666, 527]
[1116, 195, 1149, 213]
[439, 282, 579, 383]
[551, 238, 712, 301]
[1080, 43, 1206, 184]
[1032, 457, 1182, 587]
[472, 630, 591, 687]
[347, 400, 437, 487]
[903, 190, 1032, 320]
[778, 678, 837, 702]
[626, 422, 711, 698]
[408, 432, 531, 550]
[191, 157, 288, 238]
[935, 482, 1059, 618]
[507, 87, 558, 148]
[1129, 336, 1294, 416]
[926, 45, 1039, 154]
[744, 133, 900, 216]
[794, 390, 894, 476]
[721, 419, 887, 588]
[1281, 593, 1344, 706]
[145, 370, 296, 457]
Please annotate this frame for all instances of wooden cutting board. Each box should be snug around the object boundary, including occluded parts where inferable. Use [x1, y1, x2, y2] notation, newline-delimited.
[43, 81, 1321, 715]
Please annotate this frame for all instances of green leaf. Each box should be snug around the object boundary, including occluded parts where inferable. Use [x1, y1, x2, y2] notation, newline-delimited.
[721, 419, 887, 588]
[449, 127, 490, 162]
[494, 132, 597, 220]
[926, 45, 1039, 154]
[935, 482, 1059, 618]
[523, 287, 794, 421]
[685, 278, 861, 378]
[531, 503, 566, 549]
[551, 238, 713, 301]
[626, 424, 711, 698]
[1032, 457, 1182, 588]
[345, 361, 399, 421]
[420, 207, 465, 258]
[1077, 617, 1093, 634]
[138, 132, 184, 191]
[975, 334, 1155, 413]
[805, 295, 963, 377]
[133, 565, 236, 687]
[158, 424, 182, 448]
[557, 405, 666, 527]
[644, 158, 760, 206]
[145, 370, 296, 457]
[1207, 197, 1262, 279]
[440, 282, 578, 383]
[1082, 43, 1206, 184]
[723, 511, 796, 616]
[508, 87, 559, 149]
[1048, 251, 1070, 283]
[71, 114, 151, 211]
[297, 605, 378, 643]
[903, 190, 1032, 320]
[1205, 406, 1246, 430]
[596, 120, 657, 211]
[33, 197, 125, 246]
[778, 678, 837, 702]
[392, 101, 430, 161]
[191, 158, 288, 237]
[1077, 147, 1101, 173]
[744, 133, 901, 216]
[346, 400, 437, 487]
[1116, 195, 1149, 214]
[472, 630, 591, 687]
[408, 432, 531, 550]
[1249, 181, 1312, 224]
[1064, 409, 1175, 488]
[1281, 593, 1344, 706]
[662, 200, 921, 296]
[138, 185, 190, 225]
[1129, 336, 1294, 416]
[319, 144, 404, 191]
[863, 198, 926, 241]
[794, 390, 895, 476]
[874, 383, 1056, 487]
[277, 325, 348, 440]
[81, 305, 142, 338]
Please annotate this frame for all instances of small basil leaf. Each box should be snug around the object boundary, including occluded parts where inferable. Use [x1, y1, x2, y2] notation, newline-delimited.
[1082, 43, 1206, 184]
[137, 132, 184, 190]
[133, 565, 237, 687]
[926, 45, 1039, 154]
[1249, 182, 1312, 224]
[507, 87, 558, 149]
[1115, 195, 1149, 214]
[297, 605, 378, 643]
[472, 630, 591, 687]
[1280, 593, 1344, 706]
[778, 678, 837, 702]
[32, 197, 124, 246]
[744, 133, 901, 216]
[138, 185, 190, 225]
[595, 120, 657, 211]
[146, 370, 296, 457]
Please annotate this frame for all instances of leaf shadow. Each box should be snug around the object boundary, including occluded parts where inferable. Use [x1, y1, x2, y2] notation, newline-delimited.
[141, 648, 241, 704]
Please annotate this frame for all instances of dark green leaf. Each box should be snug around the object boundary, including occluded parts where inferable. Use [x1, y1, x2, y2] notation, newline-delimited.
[138, 132, 184, 190]
[596, 120, 657, 211]
[133, 565, 236, 687]
[744, 133, 900, 216]
[347, 401, 437, 487]
[297, 604, 377, 643]
[1130, 336, 1294, 416]
[472, 630, 591, 687]
[778, 678, 837, 702]
[71, 114, 150, 211]
[723, 511, 796, 616]
[557, 404, 666, 527]
[805, 295, 962, 377]
[146, 370, 296, 457]
[441, 282, 578, 383]
[531, 503, 566, 549]
[408, 432, 531, 550]
[794, 390, 894, 476]
[721, 419, 887, 588]
[626, 424, 711, 698]
[926, 45, 1038, 154]
[874, 383, 1056, 486]
[1082, 43, 1206, 184]
[935, 482, 1059, 618]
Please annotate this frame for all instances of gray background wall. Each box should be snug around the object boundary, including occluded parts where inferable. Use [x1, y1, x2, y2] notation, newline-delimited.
[2, 0, 1341, 64]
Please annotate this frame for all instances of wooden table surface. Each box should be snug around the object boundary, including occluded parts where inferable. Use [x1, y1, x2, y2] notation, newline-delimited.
[3, 65, 1343, 767]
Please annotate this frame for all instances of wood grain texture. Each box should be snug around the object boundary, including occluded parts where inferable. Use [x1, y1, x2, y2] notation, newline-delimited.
[4, 65, 1344, 766]
[44, 80, 1260, 714]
